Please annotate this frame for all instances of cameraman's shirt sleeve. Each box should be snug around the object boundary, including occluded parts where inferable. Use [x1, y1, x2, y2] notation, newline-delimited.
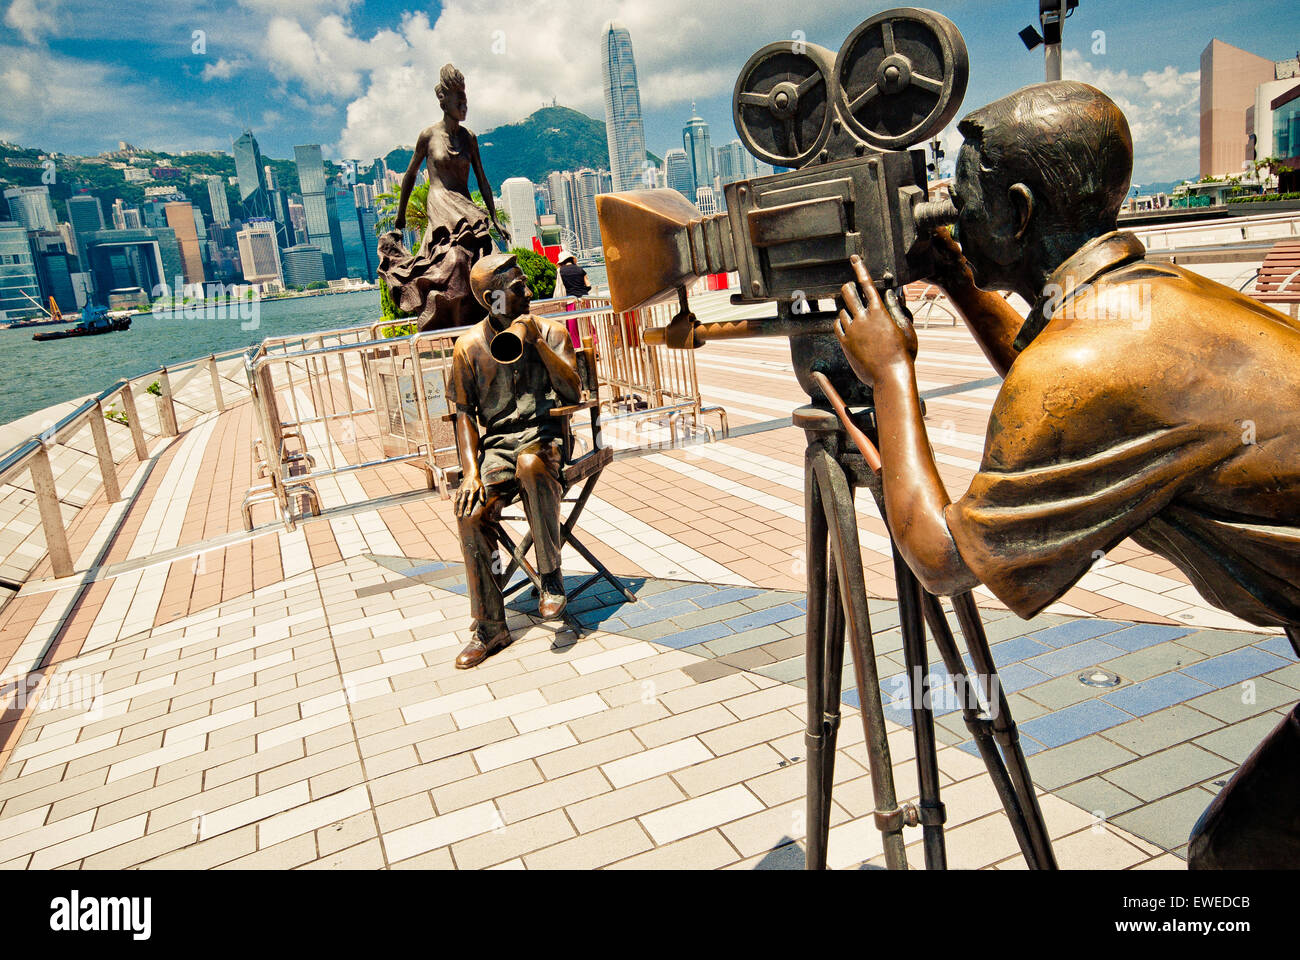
[944, 348, 1239, 619]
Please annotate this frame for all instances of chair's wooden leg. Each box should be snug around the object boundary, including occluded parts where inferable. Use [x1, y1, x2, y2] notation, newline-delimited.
[492, 523, 543, 600]
[565, 531, 636, 603]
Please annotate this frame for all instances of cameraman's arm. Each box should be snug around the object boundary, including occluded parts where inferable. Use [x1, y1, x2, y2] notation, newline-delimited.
[927, 229, 1022, 377]
[872, 363, 981, 596]
[838, 257, 980, 596]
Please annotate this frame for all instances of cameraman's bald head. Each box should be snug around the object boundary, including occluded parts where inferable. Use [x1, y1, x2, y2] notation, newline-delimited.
[951, 82, 1133, 291]
[960, 81, 1132, 231]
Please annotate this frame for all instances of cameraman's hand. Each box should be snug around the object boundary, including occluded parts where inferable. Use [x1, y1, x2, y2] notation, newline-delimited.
[919, 226, 975, 293]
[836, 255, 918, 387]
[454, 473, 484, 519]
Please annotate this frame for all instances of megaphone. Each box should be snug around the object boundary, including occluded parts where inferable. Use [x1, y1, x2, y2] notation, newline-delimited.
[489, 318, 531, 364]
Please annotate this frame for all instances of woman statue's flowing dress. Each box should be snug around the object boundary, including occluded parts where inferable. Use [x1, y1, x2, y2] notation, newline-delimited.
[378, 134, 494, 331]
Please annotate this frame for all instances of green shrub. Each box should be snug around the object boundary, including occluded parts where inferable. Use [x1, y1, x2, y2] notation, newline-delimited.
[146, 381, 162, 396]
[381, 323, 416, 338]
[511, 247, 556, 299]
[1226, 191, 1300, 203]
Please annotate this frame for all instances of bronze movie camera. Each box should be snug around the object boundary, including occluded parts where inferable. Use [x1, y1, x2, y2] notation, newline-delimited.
[597, 6, 966, 401]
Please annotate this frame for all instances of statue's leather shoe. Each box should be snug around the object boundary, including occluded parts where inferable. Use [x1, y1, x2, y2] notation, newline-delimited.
[455, 625, 512, 669]
[538, 571, 567, 620]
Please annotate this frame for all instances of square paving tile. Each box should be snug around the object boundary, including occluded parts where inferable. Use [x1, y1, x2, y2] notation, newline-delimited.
[1101, 672, 1213, 717]
[1019, 699, 1130, 749]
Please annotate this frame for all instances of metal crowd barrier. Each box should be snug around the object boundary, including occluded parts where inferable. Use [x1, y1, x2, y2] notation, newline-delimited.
[241, 327, 464, 530]
[539, 294, 728, 446]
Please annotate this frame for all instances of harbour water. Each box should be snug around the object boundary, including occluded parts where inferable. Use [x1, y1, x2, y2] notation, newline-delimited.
[0, 290, 382, 427]
[0, 268, 611, 429]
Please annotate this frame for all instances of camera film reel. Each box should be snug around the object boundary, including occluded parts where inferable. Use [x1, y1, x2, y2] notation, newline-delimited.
[733, 7, 969, 164]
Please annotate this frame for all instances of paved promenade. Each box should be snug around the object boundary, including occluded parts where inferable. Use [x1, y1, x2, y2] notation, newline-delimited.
[0, 289, 1292, 869]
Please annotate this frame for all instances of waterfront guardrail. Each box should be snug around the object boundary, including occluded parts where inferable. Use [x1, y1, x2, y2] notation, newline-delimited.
[0, 345, 253, 583]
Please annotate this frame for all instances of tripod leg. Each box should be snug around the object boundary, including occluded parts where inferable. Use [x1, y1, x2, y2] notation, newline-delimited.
[893, 548, 947, 870]
[810, 447, 907, 868]
[919, 592, 1040, 868]
[803, 453, 831, 871]
[951, 592, 1058, 869]
[821, 552, 847, 814]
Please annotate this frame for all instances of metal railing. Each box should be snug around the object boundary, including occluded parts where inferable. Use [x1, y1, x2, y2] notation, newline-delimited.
[0, 346, 252, 581]
[543, 296, 728, 445]
[241, 327, 464, 529]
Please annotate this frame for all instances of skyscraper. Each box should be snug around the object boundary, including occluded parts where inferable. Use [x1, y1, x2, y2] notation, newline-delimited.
[500, 177, 538, 248]
[601, 22, 647, 192]
[331, 185, 363, 279]
[573, 169, 603, 252]
[682, 106, 713, 199]
[30, 231, 78, 312]
[715, 139, 759, 187]
[66, 193, 105, 257]
[355, 205, 379, 280]
[207, 176, 231, 226]
[0, 222, 42, 321]
[233, 131, 274, 221]
[295, 144, 344, 278]
[163, 202, 206, 284]
[111, 200, 143, 230]
[546, 171, 581, 250]
[236, 220, 283, 286]
[281, 244, 327, 287]
[664, 149, 693, 200]
[4, 186, 58, 232]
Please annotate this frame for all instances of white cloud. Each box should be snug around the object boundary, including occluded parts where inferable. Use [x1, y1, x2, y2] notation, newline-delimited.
[265, 13, 407, 100]
[201, 57, 248, 80]
[0, 43, 234, 153]
[260, 0, 894, 159]
[1061, 48, 1200, 184]
[4, 0, 59, 43]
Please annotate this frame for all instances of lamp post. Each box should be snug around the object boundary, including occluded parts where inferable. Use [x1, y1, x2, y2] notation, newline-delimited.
[1019, 0, 1079, 81]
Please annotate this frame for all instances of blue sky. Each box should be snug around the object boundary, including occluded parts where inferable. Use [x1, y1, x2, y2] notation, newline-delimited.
[1, 0, 1296, 184]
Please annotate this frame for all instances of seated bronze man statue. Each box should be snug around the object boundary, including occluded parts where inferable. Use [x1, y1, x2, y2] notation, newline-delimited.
[450, 253, 582, 668]
[834, 81, 1300, 867]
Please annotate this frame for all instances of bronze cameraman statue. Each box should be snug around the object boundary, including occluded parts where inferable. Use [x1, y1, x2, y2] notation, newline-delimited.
[835, 81, 1300, 868]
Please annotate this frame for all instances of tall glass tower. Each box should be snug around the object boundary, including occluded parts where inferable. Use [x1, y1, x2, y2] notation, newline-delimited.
[601, 22, 647, 193]
[295, 144, 344, 278]
[233, 131, 273, 220]
[664, 149, 694, 200]
[682, 105, 713, 200]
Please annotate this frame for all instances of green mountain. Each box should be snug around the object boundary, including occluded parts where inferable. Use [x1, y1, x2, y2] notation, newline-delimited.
[381, 105, 662, 192]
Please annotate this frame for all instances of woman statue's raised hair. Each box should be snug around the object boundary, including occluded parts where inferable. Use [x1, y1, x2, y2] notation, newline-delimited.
[435, 64, 466, 104]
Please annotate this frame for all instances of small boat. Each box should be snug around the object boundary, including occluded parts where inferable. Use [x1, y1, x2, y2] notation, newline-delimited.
[32, 302, 132, 342]
[2, 296, 76, 330]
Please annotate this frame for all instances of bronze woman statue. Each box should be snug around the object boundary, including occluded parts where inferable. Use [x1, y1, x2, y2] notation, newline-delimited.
[378, 63, 512, 330]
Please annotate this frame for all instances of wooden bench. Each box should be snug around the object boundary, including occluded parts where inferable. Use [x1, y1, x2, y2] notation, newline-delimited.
[1244, 237, 1300, 318]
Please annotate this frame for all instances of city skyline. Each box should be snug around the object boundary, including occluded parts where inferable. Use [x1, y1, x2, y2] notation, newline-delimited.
[3, 1, 1298, 185]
